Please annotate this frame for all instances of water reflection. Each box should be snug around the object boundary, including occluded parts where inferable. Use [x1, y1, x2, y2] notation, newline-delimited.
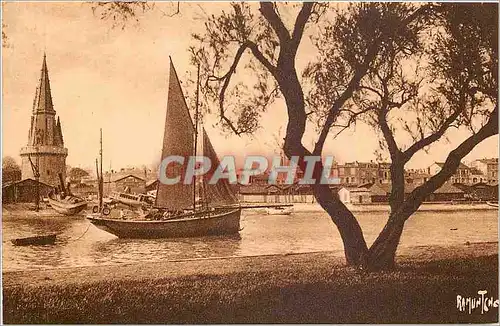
[2, 209, 498, 271]
[89, 234, 243, 265]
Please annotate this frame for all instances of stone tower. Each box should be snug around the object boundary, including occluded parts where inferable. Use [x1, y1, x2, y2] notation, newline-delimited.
[20, 54, 68, 186]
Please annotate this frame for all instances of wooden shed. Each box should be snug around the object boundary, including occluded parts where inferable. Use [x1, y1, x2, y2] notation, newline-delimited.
[2, 179, 54, 203]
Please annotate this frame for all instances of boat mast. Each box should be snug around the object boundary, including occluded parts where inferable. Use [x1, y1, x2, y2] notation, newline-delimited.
[95, 158, 100, 208]
[192, 63, 201, 212]
[35, 155, 39, 211]
[99, 128, 103, 210]
[28, 154, 40, 211]
[200, 129, 208, 208]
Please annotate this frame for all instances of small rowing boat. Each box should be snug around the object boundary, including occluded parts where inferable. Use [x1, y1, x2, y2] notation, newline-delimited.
[486, 201, 499, 208]
[266, 206, 294, 215]
[11, 234, 57, 246]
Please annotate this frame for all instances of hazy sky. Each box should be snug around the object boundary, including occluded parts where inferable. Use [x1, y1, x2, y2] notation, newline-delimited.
[2, 2, 498, 171]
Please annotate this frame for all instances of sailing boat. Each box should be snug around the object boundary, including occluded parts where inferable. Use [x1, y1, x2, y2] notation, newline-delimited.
[47, 173, 87, 216]
[87, 59, 241, 238]
[88, 129, 112, 216]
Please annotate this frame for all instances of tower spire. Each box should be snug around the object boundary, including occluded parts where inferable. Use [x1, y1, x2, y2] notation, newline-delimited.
[33, 53, 54, 114]
[21, 53, 68, 186]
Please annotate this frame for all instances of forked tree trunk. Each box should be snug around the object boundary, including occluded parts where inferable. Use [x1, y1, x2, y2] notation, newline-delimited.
[312, 184, 369, 265]
[364, 217, 406, 270]
[278, 77, 370, 265]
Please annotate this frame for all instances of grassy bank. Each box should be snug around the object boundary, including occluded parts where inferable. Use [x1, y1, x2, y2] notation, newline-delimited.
[3, 243, 498, 324]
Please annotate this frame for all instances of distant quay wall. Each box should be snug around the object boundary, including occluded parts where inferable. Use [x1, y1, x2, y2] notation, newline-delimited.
[2, 202, 496, 217]
[244, 202, 498, 213]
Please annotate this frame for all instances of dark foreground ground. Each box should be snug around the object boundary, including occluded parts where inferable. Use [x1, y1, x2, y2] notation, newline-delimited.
[3, 242, 498, 324]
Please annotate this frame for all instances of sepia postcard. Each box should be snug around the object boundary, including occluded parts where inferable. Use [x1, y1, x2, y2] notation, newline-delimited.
[1, 1, 498, 324]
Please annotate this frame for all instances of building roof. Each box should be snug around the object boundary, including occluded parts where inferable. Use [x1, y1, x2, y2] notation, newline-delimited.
[282, 182, 310, 191]
[477, 158, 498, 164]
[146, 179, 159, 187]
[365, 182, 462, 195]
[434, 162, 470, 169]
[265, 184, 282, 192]
[2, 178, 53, 189]
[238, 184, 268, 195]
[365, 183, 390, 196]
[238, 183, 309, 194]
[433, 183, 464, 194]
[112, 174, 146, 183]
[347, 187, 370, 193]
[33, 54, 55, 114]
[24, 54, 64, 148]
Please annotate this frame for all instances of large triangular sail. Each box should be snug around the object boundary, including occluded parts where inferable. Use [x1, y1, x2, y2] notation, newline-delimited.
[155, 60, 196, 209]
[202, 128, 238, 206]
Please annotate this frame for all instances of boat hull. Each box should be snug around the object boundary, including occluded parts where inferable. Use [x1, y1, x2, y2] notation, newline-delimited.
[266, 207, 294, 215]
[48, 198, 87, 216]
[87, 208, 241, 238]
[486, 201, 499, 208]
[11, 234, 57, 246]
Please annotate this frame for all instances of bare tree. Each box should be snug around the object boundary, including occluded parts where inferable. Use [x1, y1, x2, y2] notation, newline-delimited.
[189, 3, 425, 268]
[91, 1, 181, 29]
[94, 2, 498, 270]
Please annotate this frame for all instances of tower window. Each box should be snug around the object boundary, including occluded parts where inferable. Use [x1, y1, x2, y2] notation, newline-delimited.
[47, 170, 50, 176]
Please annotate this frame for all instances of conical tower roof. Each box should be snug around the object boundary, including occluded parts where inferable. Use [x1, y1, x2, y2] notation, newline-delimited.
[33, 53, 55, 114]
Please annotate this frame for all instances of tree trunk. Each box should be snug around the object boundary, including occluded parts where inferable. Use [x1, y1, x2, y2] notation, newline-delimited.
[313, 184, 369, 265]
[363, 217, 405, 271]
[276, 55, 370, 266]
[282, 136, 369, 266]
[389, 162, 405, 212]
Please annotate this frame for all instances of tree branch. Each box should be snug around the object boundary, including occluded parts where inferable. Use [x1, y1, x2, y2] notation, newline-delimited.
[290, 3, 314, 54]
[359, 85, 384, 98]
[218, 43, 248, 118]
[246, 41, 277, 76]
[215, 40, 277, 135]
[311, 2, 434, 155]
[313, 42, 380, 155]
[399, 104, 498, 219]
[402, 106, 463, 161]
[329, 106, 374, 139]
[259, 3, 290, 43]
[378, 108, 401, 159]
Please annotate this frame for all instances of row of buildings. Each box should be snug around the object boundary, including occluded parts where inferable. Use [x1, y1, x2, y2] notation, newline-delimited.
[330, 159, 498, 187]
[245, 158, 498, 187]
[2, 55, 499, 204]
[236, 182, 482, 204]
[61, 160, 497, 204]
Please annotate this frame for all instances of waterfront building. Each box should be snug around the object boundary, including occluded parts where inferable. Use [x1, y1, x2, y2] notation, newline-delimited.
[333, 161, 391, 186]
[336, 186, 372, 204]
[469, 158, 498, 185]
[2, 179, 54, 203]
[468, 167, 487, 184]
[427, 162, 471, 184]
[405, 169, 431, 185]
[104, 174, 146, 196]
[365, 182, 465, 202]
[19, 54, 68, 186]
